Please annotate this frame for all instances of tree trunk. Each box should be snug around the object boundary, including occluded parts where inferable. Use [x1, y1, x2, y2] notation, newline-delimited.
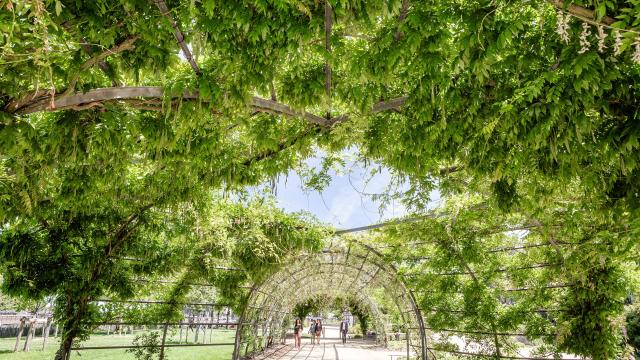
[194, 325, 199, 343]
[159, 323, 169, 360]
[55, 295, 89, 360]
[23, 319, 35, 352]
[179, 325, 183, 344]
[14, 317, 26, 352]
[43, 317, 52, 351]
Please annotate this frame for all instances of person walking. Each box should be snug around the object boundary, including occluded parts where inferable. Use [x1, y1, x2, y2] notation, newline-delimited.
[308, 319, 316, 344]
[340, 319, 349, 344]
[314, 319, 323, 344]
[293, 319, 303, 348]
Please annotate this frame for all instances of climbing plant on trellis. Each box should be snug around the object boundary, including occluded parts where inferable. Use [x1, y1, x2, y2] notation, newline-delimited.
[2, 0, 640, 359]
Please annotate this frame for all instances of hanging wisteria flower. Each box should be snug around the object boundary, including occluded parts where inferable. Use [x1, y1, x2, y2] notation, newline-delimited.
[578, 22, 591, 54]
[597, 26, 607, 52]
[632, 37, 640, 63]
[614, 30, 623, 55]
[556, 11, 570, 43]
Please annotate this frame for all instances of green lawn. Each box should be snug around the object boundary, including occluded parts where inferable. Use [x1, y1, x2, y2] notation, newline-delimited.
[0, 328, 235, 360]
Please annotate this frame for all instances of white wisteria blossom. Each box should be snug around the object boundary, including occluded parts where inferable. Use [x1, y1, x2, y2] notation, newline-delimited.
[632, 37, 640, 63]
[597, 26, 607, 52]
[614, 30, 623, 55]
[555, 11, 570, 43]
[578, 22, 591, 54]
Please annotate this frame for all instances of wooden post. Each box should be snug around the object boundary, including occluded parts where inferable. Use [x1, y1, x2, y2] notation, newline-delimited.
[14, 317, 26, 352]
[406, 329, 410, 360]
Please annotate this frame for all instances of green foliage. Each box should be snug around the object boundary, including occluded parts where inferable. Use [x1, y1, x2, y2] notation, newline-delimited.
[126, 332, 162, 360]
[349, 298, 371, 336]
[293, 296, 327, 321]
[2, 1, 640, 359]
[627, 305, 640, 357]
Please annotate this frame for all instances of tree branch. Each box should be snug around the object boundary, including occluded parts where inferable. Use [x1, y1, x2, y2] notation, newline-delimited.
[394, 0, 410, 41]
[64, 35, 139, 95]
[153, 0, 201, 76]
[324, 1, 333, 119]
[242, 126, 322, 166]
[549, 0, 615, 25]
[59, 22, 120, 86]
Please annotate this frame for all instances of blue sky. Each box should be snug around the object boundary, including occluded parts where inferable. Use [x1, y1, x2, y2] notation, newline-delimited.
[263, 150, 441, 230]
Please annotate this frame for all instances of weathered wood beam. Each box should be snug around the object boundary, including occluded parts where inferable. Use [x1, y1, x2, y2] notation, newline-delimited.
[372, 96, 408, 113]
[8, 86, 335, 127]
[549, 0, 615, 25]
[8, 87, 409, 128]
[153, 0, 202, 76]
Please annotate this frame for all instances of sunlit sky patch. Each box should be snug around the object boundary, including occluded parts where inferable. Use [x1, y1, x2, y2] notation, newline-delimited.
[266, 150, 441, 229]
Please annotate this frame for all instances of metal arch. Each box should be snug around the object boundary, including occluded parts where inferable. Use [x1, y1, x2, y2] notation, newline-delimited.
[254, 262, 403, 324]
[268, 282, 388, 337]
[237, 247, 421, 358]
[233, 238, 427, 360]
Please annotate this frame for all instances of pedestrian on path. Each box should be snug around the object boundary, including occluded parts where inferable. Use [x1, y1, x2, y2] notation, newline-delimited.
[308, 319, 316, 344]
[340, 319, 349, 344]
[314, 319, 323, 344]
[293, 319, 303, 348]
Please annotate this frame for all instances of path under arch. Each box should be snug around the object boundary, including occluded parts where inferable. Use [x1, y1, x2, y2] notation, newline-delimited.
[234, 239, 427, 359]
[254, 326, 407, 360]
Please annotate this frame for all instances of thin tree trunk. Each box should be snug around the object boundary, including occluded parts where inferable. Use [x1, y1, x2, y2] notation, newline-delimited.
[159, 323, 169, 360]
[23, 319, 35, 352]
[43, 317, 52, 350]
[14, 317, 26, 352]
[179, 325, 183, 344]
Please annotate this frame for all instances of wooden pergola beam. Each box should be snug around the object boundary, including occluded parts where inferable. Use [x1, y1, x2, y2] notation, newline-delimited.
[549, 0, 615, 25]
[8, 86, 335, 127]
[7, 86, 409, 127]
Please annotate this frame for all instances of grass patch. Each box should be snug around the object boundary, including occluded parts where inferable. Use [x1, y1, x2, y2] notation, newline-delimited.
[0, 328, 235, 360]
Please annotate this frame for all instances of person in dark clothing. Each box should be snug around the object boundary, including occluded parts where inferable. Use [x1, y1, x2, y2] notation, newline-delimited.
[308, 319, 316, 344]
[314, 319, 323, 344]
[293, 318, 303, 348]
[340, 320, 349, 344]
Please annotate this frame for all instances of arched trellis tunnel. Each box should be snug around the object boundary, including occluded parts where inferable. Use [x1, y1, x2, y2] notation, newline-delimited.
[232, 238, 428, 360]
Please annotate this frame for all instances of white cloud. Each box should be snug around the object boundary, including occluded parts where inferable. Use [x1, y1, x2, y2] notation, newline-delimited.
[324, 186, 361, 226]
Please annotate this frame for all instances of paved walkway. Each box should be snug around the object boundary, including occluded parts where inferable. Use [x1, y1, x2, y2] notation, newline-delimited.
[256, 326, 407, 360]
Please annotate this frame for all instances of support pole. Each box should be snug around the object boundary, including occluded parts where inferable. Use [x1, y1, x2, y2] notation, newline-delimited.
[406, 328, 410, 360]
